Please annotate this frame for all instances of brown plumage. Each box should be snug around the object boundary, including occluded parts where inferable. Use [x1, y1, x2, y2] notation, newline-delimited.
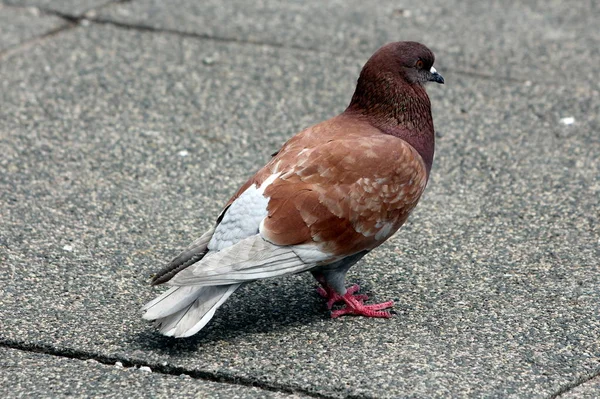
[247, 117, 428, 256]
[143, 41, 444, 337]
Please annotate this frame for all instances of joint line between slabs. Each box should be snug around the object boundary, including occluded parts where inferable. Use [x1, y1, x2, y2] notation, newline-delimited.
[0, 338, 338, 399]
[548, 368, 600, 399]
[12, 3, 318, 54]
[0, 22, 76, 60]
[2, 3, 535, 84]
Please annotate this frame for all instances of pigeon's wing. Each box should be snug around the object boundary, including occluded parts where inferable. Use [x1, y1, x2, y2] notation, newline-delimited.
[166, 234, 327, 286]
[260, 130, 429, 256]
[149, 165, 276, 286]
[153, 122, 427, 288]
[163, 172, 336, 287]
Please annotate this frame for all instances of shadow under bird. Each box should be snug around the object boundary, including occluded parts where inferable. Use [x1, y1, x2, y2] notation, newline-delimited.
[142, 41, 444, 338]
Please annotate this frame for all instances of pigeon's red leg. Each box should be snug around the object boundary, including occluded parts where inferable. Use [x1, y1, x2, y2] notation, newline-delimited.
[331, 293, 394, 318]
[315, 278, 393, 318]
[316, 284, 368, 309]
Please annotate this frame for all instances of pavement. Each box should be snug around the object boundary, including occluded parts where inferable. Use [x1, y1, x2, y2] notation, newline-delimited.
[0, 0, 598, 398]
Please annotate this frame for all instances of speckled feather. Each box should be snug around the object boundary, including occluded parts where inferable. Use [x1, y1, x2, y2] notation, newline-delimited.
[245, 114, 429, 255]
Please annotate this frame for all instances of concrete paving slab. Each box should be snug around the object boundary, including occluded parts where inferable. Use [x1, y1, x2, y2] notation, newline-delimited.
[0, 22, 598, 399]
[3, 0, 116, 16]
[0, 4, 67, 53]
[94, 0, 600, 86]
[0, 347, 303, 398]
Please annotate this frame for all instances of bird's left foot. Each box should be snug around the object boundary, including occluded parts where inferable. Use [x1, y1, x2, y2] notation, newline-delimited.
[317, 284, 394, 318]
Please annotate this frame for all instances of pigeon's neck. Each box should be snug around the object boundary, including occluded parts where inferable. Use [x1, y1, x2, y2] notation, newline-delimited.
[345, 74, 435, 175]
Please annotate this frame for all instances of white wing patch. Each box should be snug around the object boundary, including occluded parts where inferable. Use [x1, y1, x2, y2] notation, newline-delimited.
[208, 173, 280, 251]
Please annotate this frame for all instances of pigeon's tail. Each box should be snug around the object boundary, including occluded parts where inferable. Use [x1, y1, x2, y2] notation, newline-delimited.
[141, 284, 241, 338]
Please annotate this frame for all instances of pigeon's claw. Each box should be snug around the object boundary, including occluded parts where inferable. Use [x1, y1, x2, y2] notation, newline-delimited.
[331, 294, 394, 318]
[317, 284, 368, 309]
[316, 283, 393, 317]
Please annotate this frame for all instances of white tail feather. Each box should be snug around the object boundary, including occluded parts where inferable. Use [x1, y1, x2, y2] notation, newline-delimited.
[142, 286, 204, 320]
[142, 284, 241, 338]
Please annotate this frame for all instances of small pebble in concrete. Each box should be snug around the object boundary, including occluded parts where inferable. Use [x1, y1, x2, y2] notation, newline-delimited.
[560, 116, 575, 125]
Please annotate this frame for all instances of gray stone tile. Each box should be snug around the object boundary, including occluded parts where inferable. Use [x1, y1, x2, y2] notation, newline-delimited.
[0, 4, 67, 53]
[95, 0, 600, 86]
[0, 347, 302, 398]
[0, 23, 598, 398]
[4, 0, 116, 16]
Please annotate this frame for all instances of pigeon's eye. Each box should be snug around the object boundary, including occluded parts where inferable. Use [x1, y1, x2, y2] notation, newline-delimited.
[415, 60, 424, 69]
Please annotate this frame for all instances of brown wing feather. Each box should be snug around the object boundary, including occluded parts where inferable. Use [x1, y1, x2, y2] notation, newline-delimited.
[257, 115, 428, 256]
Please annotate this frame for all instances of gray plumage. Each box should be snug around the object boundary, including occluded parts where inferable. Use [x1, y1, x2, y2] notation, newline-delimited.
[144, 284, 241, 337]
[142, 232, 333, 337]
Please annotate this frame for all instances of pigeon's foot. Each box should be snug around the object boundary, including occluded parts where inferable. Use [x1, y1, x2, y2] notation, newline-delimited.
[316, 284, 394, 318]
[317, 284, 368, 309]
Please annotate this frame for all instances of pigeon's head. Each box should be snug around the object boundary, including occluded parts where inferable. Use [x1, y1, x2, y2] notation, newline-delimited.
[370, 41, 444, 86]
[348, 41, 444, 119]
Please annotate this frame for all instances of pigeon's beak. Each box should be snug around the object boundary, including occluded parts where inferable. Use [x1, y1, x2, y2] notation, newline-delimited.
[428, 66, 444, 84]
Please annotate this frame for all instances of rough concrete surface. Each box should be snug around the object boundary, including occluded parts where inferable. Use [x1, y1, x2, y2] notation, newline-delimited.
[0, 0, 598, 398]
[96, 0, 600, 85]
[0, 347, 304, 398]
[0, 4, 67, 53]
[4, 0, 115, 16]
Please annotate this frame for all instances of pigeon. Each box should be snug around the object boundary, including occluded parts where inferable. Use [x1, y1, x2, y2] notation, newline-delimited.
[142, 41, 444, 337]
